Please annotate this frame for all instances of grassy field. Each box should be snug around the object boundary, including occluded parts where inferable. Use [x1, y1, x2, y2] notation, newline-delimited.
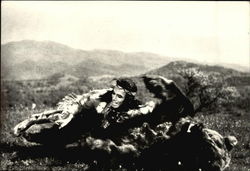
[197, 113, 250, 171]
[1, 107, 249, 171]
[1, 76, 249, 170]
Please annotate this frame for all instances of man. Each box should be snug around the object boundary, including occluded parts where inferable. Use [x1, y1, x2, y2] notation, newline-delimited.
[13, 78, 145, 145]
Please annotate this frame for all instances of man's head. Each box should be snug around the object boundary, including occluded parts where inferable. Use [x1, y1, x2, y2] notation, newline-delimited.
[110, 78, 137, 109]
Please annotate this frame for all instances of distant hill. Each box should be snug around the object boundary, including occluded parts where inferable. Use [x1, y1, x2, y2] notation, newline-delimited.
[146, 61, 250, 88]
[148, 60, 248, 76]
[1, 40, 170, 80]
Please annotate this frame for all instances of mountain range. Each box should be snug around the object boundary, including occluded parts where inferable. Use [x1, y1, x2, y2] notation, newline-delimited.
[1, 40, 171, 80]
[1, 40, 249, 81]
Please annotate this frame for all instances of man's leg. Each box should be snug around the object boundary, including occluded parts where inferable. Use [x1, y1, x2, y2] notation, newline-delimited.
[22, 122, 60, 145]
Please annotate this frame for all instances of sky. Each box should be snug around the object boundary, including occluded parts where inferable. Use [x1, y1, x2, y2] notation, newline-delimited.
[1, 1, 250, 68]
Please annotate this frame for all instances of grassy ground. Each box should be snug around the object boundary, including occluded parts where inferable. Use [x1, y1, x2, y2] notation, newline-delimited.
[0, 108, 249, 171]
[197, 113, 250, 171]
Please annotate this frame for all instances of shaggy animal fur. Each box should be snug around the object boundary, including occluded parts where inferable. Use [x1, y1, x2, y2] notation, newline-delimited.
[84, 117, 237, 171]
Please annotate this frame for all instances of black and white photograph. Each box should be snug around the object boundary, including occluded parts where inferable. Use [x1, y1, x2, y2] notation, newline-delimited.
[1, 1, 249, 170]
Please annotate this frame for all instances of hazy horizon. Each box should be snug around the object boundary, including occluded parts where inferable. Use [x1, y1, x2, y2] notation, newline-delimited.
[2, 1, 249, 68]
[2, 39, 249, 71]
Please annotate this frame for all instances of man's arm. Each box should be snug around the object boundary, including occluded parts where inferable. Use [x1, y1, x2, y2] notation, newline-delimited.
[55, 89, 111, 129]
[127, 101, 156, 117]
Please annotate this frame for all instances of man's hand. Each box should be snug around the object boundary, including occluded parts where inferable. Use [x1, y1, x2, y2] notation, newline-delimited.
[143, 101, 156, 113]
[55, 112, 74, 129]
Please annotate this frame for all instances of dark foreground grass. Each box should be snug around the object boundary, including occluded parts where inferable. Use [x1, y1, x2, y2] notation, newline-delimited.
[1, 108, 249, 171]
